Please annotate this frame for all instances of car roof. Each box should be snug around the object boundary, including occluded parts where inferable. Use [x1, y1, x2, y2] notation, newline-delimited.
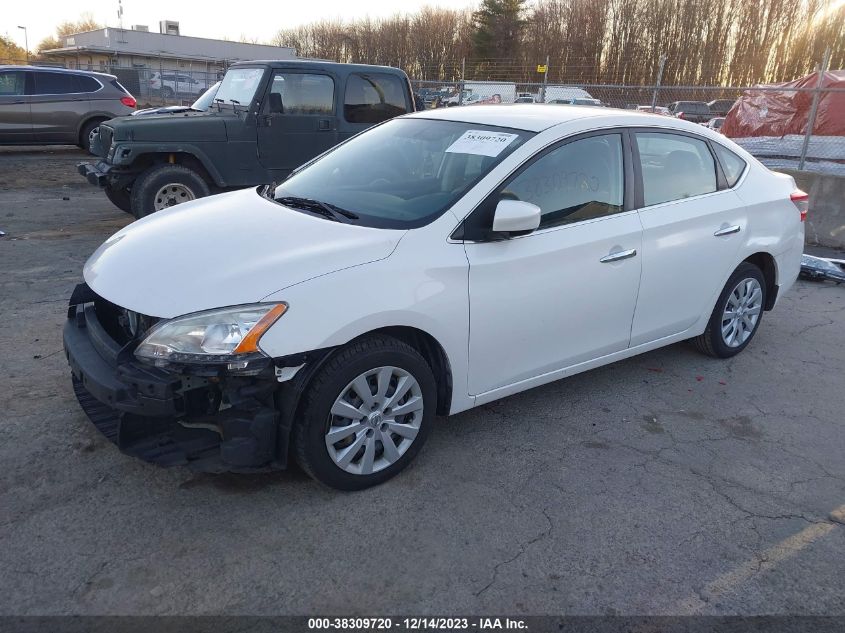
[229, 59, 408, 75]
[404, 104, 711, 133]
[0, 64, 116, 80]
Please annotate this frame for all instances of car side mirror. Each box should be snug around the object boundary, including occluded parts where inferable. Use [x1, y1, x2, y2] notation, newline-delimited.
[269, 92, 284, 114]
[492, 199, 541, 235]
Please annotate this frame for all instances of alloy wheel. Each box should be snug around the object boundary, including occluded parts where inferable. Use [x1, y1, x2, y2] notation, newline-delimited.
[721, 277, 762, 347]
[325, 366, 424, 476]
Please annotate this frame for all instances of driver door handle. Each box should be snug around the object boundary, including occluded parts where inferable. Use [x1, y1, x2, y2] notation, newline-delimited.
[600, 249, 637, 263]
[714, 225, 741, 236]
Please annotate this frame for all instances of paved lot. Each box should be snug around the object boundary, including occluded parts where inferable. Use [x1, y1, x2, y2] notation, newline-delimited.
[1, 146, 844, 616]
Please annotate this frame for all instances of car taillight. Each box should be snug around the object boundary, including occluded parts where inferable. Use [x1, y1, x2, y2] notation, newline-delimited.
[121, 95, 137, 108]
[790, 190, 809, 222]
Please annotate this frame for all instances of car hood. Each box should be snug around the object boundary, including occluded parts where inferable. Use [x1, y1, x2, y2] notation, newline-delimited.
[83, 189, 406, 318]
[108, 110, 227, 142]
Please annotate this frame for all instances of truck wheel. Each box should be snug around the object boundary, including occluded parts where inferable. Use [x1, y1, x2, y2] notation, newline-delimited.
[103, 185, 133, 214]
[130, 164, 211, 218]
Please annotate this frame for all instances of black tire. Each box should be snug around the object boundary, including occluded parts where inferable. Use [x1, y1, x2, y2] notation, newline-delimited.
[161, 86, 174, 99]
[129, 163, 211, 219]
[693, 262, 767, 358]
[103, 185, 133, 214]
[80, 118, 104, 153]
[293, 335, 437, 490]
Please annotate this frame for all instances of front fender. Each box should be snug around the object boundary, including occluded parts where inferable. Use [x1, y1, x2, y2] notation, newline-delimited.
[111, 143, 226, 186]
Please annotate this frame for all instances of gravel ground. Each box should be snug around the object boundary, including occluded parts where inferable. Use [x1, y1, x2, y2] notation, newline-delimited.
[1, 146, 844, 616]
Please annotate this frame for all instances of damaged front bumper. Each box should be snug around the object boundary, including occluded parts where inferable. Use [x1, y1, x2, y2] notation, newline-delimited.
[63, 284, 292, 472]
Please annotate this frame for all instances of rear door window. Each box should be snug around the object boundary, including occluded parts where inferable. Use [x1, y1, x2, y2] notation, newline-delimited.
[77, 75, 101, 93]
[635, 132, 717, 206]
[344, 73, 408, 124]
[32, 72, 80, 95]
[0, 71, 26, 96]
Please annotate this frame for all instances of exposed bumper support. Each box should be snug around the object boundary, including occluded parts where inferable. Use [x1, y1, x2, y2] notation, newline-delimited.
[63, 284, 287, 471]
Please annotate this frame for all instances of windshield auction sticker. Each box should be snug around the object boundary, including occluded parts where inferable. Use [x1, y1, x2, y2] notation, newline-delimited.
[445, 130, 519, 157]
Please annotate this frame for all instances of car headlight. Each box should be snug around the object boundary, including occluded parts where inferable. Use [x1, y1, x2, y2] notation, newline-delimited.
[134, 303, 287, 367]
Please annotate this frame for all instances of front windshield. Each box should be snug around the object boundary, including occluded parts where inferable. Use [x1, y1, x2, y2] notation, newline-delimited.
[273, 118, 533, 229]
[215, 68, 264, 105]
[192, 81, 221, 111]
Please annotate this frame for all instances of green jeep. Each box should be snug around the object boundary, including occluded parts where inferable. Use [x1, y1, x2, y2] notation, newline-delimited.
[78, 60, 415, 217]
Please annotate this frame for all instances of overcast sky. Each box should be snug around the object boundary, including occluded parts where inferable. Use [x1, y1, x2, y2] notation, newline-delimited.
[4, 0, 472, 51]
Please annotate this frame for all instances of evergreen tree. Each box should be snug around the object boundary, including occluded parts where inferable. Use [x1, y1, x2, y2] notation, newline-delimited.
[471, 0, 527, 61]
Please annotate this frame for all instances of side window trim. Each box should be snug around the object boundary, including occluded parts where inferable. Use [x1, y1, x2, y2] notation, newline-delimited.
[631, 126, 725, 208]
[458, 128, 630, 242]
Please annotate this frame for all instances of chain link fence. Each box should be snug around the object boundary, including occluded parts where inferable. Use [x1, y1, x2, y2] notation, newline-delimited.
[4, 54, 843, 175]
[410, 51, 845, 177]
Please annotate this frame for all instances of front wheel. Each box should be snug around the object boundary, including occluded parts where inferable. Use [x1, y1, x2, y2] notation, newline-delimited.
[129, 163, 211, 218]
[103, 184, 133, 214]
[693, 262, 766, 358]
[293, 335, 437, 490]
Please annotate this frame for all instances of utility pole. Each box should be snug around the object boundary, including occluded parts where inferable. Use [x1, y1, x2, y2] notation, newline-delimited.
[459, 57, 466, 106]
[17, 26, 29, 63]
[799, 47, 830, 171]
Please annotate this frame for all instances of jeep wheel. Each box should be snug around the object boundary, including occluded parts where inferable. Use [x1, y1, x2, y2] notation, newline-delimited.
[130, 164, 211, 218]
[103, 185, 133, 214]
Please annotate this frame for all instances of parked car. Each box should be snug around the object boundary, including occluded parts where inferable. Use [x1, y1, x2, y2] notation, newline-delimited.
[64, 105, 805, 489]
[707, 98, 737, 117]
[706, 116, 725, 132]
[549, 97, 604, 106]
[148, 72, 209, 98]
[132, 81, 220, 116]
[78, 60, 415, 217]
[515, 96, 536, 103]
[637, 105, 671, 116]
[667, 100, 711, 123]
[0, 65, 136, 151]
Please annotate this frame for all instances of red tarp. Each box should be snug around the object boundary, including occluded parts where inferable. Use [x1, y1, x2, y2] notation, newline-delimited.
[722, 70, 845, 138]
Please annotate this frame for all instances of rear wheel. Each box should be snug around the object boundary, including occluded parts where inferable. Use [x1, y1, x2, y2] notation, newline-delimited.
[693, 262, 766, 358]
[129, 163, 211, 218]
[293, 335, 436, 490]
[161, 86, 174, 99]
[80, 119, 105, 154]
[104, 184, 133, 214]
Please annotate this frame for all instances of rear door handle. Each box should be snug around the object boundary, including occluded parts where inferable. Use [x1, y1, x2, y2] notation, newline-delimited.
[600, 248, 637, 263]
[714, 225, 741, 236]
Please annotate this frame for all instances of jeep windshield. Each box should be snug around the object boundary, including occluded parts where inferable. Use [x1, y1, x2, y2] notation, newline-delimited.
[214, 68, 264, 107]
[271, 118, 533, 229]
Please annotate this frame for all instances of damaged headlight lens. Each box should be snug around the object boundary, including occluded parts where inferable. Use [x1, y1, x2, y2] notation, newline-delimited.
[134, 303, 287, 366]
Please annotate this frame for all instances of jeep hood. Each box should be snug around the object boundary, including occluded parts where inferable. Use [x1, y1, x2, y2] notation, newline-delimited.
[84, 189, 405, 318]
[108, 110, 227, 142]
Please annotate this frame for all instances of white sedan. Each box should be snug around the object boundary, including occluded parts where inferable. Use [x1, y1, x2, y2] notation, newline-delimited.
[65, 105, 806, 489]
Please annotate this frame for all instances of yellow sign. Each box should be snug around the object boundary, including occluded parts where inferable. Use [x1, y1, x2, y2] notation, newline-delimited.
[537, 64, 547, 73]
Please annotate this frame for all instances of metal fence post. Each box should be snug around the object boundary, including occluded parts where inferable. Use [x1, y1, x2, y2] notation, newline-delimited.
[798, 47, 831, 171]
[540, 54, 549, 103]
[459, 57, 465, 106]
[650, 55, 667, 112]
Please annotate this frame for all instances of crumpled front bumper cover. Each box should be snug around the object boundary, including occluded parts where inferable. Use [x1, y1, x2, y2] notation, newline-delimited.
[63, 284, 286, 471]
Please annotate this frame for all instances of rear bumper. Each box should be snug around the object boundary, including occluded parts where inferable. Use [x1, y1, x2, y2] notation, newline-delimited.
[63, 284, 287, 471]
[77, 160, 112, 187]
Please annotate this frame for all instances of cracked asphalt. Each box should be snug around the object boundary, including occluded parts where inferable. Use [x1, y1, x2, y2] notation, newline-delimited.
[1, 146, 844, 616]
